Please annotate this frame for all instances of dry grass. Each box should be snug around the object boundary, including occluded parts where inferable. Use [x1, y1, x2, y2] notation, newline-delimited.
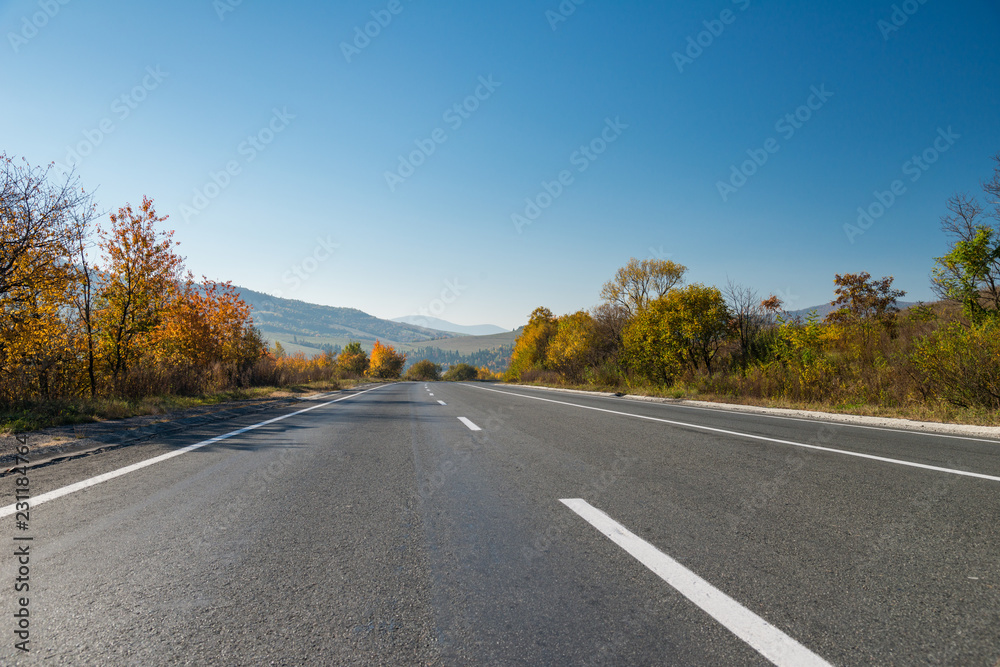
[0, 378, 363, 434]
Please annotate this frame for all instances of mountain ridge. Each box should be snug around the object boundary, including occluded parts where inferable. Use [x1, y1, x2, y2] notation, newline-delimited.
[391, 315, 508, 337]
[786, 301, 918, 320]
[236, 287, 457, 346]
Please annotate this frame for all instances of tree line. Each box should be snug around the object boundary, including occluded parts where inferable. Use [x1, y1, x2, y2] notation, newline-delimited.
[0, 154, 411, 408]
[1, 156, 269, 405]
[505, 152, 1000, 413]
[405, 344, 513, 373]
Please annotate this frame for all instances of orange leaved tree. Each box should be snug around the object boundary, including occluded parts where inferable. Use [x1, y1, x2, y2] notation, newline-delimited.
[153, 275, 262, 391]
[96, 197, 184, 394]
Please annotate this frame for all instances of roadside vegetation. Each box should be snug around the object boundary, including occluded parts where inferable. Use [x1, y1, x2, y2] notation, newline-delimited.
[505, 152, 1000, 425]
[0, 154, 409, 432]
[5, 150, 997, 430]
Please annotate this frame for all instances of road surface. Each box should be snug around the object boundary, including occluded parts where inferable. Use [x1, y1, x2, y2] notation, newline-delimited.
[2, 382, 998, 665]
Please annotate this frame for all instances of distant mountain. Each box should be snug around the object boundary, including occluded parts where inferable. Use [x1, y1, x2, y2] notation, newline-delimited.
[405, 327, 524, 373]
[787, 301, 917, 320]
[392, 315, 508, 337]
[237, 288, 456, 347]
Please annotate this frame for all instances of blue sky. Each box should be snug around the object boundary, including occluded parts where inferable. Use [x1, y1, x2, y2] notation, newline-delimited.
[3, 0, 998, 329]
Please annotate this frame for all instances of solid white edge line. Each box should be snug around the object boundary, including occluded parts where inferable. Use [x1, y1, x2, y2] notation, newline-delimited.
[632, 396, 1000, 444]
[504, 384, 1000, 444]
[466, 385, 1000, 483]
[561, 499, 832, 667]
[458, 417, 481, 431]
[0, 385, 389, 518]
[438, 400, 447, 406]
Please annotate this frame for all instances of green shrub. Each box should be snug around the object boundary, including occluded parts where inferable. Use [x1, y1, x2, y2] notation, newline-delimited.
[912, 320, 1000, 409]
[443, 363, 478, 381]
[406, 359, 440, 381]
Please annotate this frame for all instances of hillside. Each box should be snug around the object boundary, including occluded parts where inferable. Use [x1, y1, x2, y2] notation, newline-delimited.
[237, 288, 457, 354]
[392, 315, 508, 337]
[788, 301, 918, 320]
[404, 328, 523, 373]
[411, 328, 521, 354]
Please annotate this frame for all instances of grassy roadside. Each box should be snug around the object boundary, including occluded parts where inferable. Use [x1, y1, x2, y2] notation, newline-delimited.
[505, 380, 1000, 427]
[0, 379, 365, 434]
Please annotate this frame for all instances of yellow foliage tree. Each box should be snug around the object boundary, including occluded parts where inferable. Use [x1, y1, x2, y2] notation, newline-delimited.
[623, 284, 730, 383]
[367, 340, 405, 379]
[337, 341, 368, 378]
[505, 307, 557, 381]
[0, 155, 91, 401]
[96, 197, 184, 393]
[545, 311, 597, 383]
[600, 258, 687, 316]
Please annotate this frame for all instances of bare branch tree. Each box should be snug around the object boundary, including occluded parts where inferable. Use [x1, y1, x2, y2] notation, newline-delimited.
[724, 279, 773, 368]
[0, 154, 90, 299]
[931, 153, 1000, 319]
[599, 258, 686, 316]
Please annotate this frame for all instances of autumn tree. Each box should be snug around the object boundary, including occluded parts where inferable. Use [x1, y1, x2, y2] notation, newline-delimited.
[825, 272, 905, 326]
[590, 302, 628, 362]
[405, 359, 440, 381]
[505, 307, 557, 381]
[0, 155, 89, 301]
[96, 197, 184, 393]
[443, 363, 478, 381]
[475, 366, 500, 381]
[337, 341, 368, 378]
[723, 280, 781, 369]
[600, 258, 687, 317]
[0, 155, 93, 401]
[624, 284, 730, 382]
[67, 194, 103, 397]
[545, 311, 598, 383]
[931, 154, 1000, 322]
[367, 340, 405, 379]
[153, 275, 262, 390]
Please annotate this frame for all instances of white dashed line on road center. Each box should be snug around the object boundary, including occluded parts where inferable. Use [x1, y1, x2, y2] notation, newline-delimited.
[458, 417, 481, 431]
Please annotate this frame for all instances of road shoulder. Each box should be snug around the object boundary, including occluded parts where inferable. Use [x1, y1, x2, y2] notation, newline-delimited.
[498, 383, 1000, 440]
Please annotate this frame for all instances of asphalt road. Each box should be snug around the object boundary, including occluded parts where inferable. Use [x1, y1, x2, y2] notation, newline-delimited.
[2, 382, 999, 665]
